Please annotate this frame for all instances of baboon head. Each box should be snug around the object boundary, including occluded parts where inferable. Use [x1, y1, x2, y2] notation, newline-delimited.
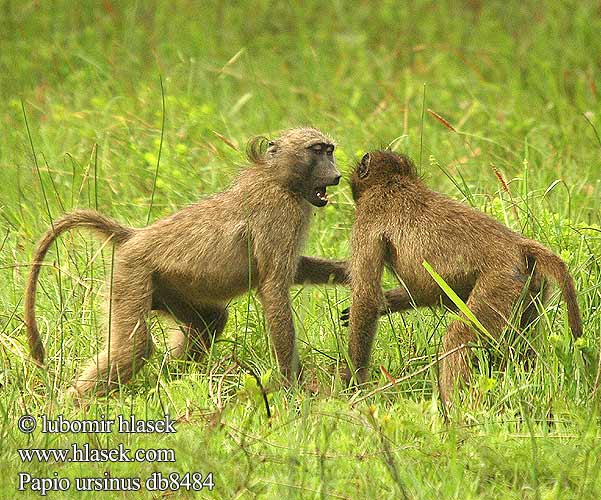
[248, 127, 341, 207]
[350, 150, 417, 201]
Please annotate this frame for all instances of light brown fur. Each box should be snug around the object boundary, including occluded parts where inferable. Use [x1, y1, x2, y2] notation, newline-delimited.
[25, 128, 348, 395]
[345, 151, 582, 405]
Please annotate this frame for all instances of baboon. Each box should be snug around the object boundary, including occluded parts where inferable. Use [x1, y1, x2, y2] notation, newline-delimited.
[344, 150, 582, 404]
[25, 127, 349, 395]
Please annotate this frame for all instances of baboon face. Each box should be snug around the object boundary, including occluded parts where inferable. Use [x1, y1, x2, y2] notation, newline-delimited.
[268, 128, 341, 207]
[350, 151, 416, 201]
[303, 139, 341, 206]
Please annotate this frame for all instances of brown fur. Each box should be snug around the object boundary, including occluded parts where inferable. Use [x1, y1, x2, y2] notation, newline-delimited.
[25, 127, 348, 395]
[346, 151, 582, 405]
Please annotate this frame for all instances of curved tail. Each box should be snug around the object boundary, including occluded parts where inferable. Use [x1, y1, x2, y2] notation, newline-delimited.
[522, 240, 582, 338]
[25, 210, 134, 365]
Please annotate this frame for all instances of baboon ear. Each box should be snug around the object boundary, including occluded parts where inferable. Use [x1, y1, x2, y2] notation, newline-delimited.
[267, 140, 277, 154]
[358, 152, 371, 179]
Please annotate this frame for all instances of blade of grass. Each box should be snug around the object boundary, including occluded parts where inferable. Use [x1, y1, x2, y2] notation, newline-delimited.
[146, 75, 166, 225]
[419, 83, 426, 170]
[422, 260, 493, 342]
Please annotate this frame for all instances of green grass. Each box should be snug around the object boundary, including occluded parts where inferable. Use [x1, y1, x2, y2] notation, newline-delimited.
[1, 1, 601, 498]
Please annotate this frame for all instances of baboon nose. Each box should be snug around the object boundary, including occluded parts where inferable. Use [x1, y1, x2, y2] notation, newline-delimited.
[333, 175, 341, 185]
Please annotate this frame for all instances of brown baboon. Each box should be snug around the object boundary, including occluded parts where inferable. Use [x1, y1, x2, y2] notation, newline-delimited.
[26, 127, 349, 395]
[344, 150, 582, 404]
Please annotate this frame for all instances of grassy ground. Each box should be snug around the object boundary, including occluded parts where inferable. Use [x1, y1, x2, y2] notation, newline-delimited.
[1, 1, 601, 498]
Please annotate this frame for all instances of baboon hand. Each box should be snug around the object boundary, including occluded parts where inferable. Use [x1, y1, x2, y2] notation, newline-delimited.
[340, 305, 386, 327]
[340, 307, 350, 326]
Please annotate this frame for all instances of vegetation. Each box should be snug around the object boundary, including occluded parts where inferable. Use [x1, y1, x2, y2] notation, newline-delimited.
[1, 1, 600, 497]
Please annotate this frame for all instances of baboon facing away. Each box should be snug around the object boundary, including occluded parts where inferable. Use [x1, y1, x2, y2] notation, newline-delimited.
[26, 127, 349, 395]
[345, 150, 582, 404]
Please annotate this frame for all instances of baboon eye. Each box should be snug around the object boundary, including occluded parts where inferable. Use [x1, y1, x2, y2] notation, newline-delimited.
[311, 144, 324, 153]
[268, 141, 275, 147]
[326, 145, 334, 156]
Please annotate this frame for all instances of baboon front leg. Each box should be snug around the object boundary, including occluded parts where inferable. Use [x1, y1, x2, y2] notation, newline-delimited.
[440, 273, 522, 405]
[258, 281, 300, 382]
[347, 299, 381, 385]
[253, 221, 304, 383]
[346, 236, 386, 385]
[294, 256, 350, 285]
[72, 260, 154, 395]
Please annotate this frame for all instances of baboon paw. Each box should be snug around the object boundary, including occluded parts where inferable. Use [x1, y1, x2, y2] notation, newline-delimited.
[341, 364, 369, 389]
[280, 363, 304, 388]
[341, 364, 355, 387]
[64, 386, 87, 407]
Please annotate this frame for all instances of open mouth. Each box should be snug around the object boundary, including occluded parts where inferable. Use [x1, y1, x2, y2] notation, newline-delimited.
[315, 187, 328, 204]
[308, 176, 339, 207]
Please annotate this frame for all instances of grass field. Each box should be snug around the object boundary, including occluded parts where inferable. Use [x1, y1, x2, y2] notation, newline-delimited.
[1, 1, 601, 498]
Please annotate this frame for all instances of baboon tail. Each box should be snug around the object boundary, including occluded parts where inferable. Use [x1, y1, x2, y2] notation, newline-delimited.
[25, 210, 134, 365]
[522, 240, 582, 338]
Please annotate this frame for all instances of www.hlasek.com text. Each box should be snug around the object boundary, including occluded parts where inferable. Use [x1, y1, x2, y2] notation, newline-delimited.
[19, 443, 176, 463]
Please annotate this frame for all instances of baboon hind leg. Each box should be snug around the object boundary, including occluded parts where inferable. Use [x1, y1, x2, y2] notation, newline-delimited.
[169, 304, 228, 361]
[520, 271, 550, 330]
[72, 261, 154, 395]
[440, 273, 522, 406]
[515, 272, 550, 369]
[153, 290, 227, 361]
